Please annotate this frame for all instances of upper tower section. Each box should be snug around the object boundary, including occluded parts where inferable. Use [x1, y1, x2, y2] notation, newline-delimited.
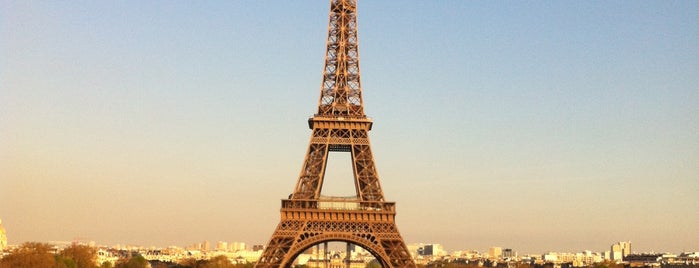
[316, 0, 364, 118]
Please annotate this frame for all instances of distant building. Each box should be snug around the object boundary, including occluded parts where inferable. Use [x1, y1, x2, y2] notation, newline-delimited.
[409, 243, 446, 260]
[230, 242, 246, 252]
[416, 244, 445, 257]
[407, 244, 421, 257]
[217, 241, 228, 251]
[543, 252, 559, 262]
[624, 253, 663, 266]
[489, 247, 502, 259]
[611, 241, 631, 261]
[0, 218, 7, 251]
[603, 251, 611, 261]
[187, 242, 202, 250]
[421, 245, 434, 256]
[503, 248, 517, 259]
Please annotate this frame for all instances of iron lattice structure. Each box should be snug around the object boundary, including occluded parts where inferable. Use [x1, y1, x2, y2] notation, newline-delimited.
[255, 0, 415, 267]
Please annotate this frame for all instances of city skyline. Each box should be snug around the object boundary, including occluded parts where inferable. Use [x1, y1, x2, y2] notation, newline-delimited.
[1, 1, 698, 255]
[6, 238, 697, 268]
[0, 234, 684, 260]
[2, 236, 697, 266]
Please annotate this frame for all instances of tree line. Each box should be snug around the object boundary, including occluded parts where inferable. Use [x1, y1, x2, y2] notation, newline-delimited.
[0, 242, 254, 268]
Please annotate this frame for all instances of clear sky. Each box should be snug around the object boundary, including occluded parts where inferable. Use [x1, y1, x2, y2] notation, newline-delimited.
[1, 1, 698, 255]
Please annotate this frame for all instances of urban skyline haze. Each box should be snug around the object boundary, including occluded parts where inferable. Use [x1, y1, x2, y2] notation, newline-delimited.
[1, 1, 698, 255]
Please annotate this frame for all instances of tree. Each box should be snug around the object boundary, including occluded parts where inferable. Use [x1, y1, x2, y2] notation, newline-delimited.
[178, 258, 202, 268]
[593, 261, 623, 268]
[114, 255, 148, 268]
[55, 255, 78, 268]
[201, 256, 235, 268]
[0, 242, 58, 268]
[150, 261, 171, 268]
[60, 244, 98, 268]
[366, 259, 382, 268]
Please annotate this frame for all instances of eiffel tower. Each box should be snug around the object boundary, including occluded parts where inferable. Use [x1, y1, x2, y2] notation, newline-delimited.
[255, 0, 415, 267]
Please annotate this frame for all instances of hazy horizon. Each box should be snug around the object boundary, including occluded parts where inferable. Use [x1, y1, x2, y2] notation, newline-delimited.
[1, 1, 697, 255]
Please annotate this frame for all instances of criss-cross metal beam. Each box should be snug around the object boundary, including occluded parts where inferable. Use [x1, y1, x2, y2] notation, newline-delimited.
[256, 1, 415, 267]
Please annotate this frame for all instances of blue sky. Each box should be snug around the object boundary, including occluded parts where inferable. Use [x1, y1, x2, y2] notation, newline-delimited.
[1, 1, 698, 254]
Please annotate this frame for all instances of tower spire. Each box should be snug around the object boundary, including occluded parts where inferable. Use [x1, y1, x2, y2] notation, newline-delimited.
[317, 0, 364, 117]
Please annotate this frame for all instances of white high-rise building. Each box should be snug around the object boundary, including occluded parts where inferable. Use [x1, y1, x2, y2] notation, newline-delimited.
[230, 242, 246, 252]
[603, 251, 611, 261]
[489, 247, 503, 259]
[611, 241, 631, 261]
[0, 218, 7, 251]
[217, 241, 228, 251]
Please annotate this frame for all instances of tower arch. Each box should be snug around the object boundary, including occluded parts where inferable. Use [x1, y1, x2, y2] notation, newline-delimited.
[284, 236, 392, 268]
